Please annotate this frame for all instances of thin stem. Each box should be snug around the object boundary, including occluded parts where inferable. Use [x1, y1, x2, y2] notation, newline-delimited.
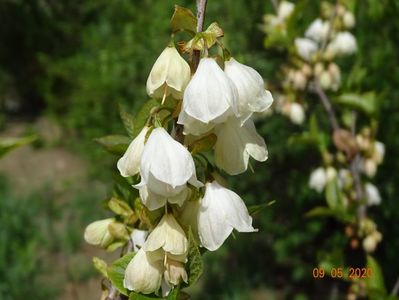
[391, 277, 399, 297]
[270, 0, 278, 12]
[193, 0, 208, 70]
[313, 80, 340, 131]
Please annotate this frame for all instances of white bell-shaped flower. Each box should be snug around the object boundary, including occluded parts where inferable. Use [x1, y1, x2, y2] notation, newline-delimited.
[365, 183, 381, 206]
[305, 19, 330, 43]
[327, 32, 357, 56]
[146, 46, 191, 100]
[139, 184, 191, 211]
[123, 248, 163, 294]
[84, 218, 114, 248]
[309, 167, 327, 193]
[198, 181, 257, 251]
[131, 229, 148, 251]
[178, 109, 215, 136]
[224, 58, 274, 122]
[277, 1, 295, 20]
[164, 257, 188, 286]
[214, 117, 268, 175]
[134, 128, 202, 196]
[179, 57, 237, 124]
[295, 38, 318, 61]
[143, 214, 188, 260]
[117, 126, 149, 177]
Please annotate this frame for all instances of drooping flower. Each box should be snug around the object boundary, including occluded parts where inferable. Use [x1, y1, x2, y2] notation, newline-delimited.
[214, 117, 268, 175]
[146, 46, 191, 100]
[131, 229, 148, 251]
[143, 214, 188, 260]
[327, 32, 357, 56]
[365, 183, 381, 206]
[117, 126, 149, 177]
[139, 185, 191, 211]
[373, 141, 385, 164]
[124, 248, 163, 294]
[163, 257, 188, 286]
[342, 11, 355, 29]
[309, 167, 327, 193]
[224, 57, 273, 122]
[134, 128, 202, 198]
[295, 38, 318, 61]
[178, 58, 238, 125]
[305, 18, 330, 43]
[84, 218, 114, 248]
[197, 181, 257, 251]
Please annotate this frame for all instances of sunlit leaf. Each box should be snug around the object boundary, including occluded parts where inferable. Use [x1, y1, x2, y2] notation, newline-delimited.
[95, 135, 130, 155]
[186, 227, 203, 286]
[108, 251, 136, 296]
[170, 5, 197, 34]
[248, 200, 276, 215]
[0, 135, 37, 158]
[93, 257, 108, 278]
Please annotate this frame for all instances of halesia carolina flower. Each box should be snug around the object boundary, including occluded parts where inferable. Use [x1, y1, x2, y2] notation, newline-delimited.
[143, 214, 188, 260]
[146, 46, 191, 100]
[365, 183, 381, 206]
[134, 127, 202, 197]
[164, 257, 188, 286]
[84, 218, 114, 248]
[343, 11, 355, 29]
[214, 117, 268, 175]
[131, 229, 148, 251]
[295, 38, 318, 61]
[123, 248, 163, 294]
[224, 57, 274, 122]
[198, 181, 257, 251]
[327, 32, 357, 56]
[178, 57, 238, 125]
[305, 18, 330, 43]
[139, 184, 191, 211]
[117, 126, 149, 177]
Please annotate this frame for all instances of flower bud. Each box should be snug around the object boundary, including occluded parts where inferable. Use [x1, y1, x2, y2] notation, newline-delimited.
[305, 18, 330, 43]
[84, 218, 114, 248]
[363, 234, 378, 253]
[327, 32, 357, 57]
[373, 141, 385, 164]
[365, 182, 381, 206]
[292, 71, 307, 90]
[314, 63, 324, 77]
[288, 102, 305, 125]
[319, 71, 332, 90]
[277, 1, 295, 20]
[343, 11, 355, 28]
[301, 64, 312, 77]
[164, 257, 188, 286]
[363, 158, 377, 177]
[146, 46, 191, 100]
[309, 167, 327, 193]
[326, 167, 337, 181]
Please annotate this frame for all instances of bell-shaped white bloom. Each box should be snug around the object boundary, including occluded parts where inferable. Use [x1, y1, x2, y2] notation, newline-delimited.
[178, 109, 215, 136]
[309, 167, 327, 193]
[224, 58, 274, 122]
[179, 58, 237, 124]
[84, 218, 114, 247]
[124, 248, 163, 294]
[365, 183, 381, 206]
[295, 38, 318, 61]
[327, 32, 357, 56]
[131, 229, 148, 252]
[198, 181, 257, 251]
[146, 46, 191, 99]
[139, 185, 191, 211]
[164, 257, 188, 286]
[214, 118, 268, 175]
[117, 126, 149, 177]
[134, 128, 202, 196]
[143, 214, 188, 259]
[305, 19, 330, 43]
[288, 103, 305, 125]
[277, 1, 295, 20]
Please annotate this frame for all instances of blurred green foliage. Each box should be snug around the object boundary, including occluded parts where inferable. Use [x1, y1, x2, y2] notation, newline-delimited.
[1, 0, 399, 299]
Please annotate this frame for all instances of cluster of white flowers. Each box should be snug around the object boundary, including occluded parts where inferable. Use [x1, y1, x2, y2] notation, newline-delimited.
[103, 44, 273, 295]
[262, 1, 295, 33]
[308, 166, 337, 193]
[356, 130, 385, 178]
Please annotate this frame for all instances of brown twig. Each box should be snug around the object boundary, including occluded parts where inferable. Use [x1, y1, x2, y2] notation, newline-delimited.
[391, 277, 399, 297]
[313, 80, 340, 131]
[193, 0, 208, 70]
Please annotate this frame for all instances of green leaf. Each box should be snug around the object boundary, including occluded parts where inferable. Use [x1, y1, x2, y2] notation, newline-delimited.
[132, 99, 159, 138]
[366, 255, 387, 296]
[248, 200, 276, 215]
[189, 133, 217, 154]
[166, 286, 180, 300]
[0, 135, 37, 158]
[170, 5, 197, 34]
[108, 251, 136, 296]
[109, 197, 134, 218]
[305, 206, 336, 218]
[93, 257, 108, 278]
[95, 135, 130, 155]
[335, 92, 378, 116]
[119, 105, 135, 138]
[325, 179, 344, 212]
[186, 228, 203, 286]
